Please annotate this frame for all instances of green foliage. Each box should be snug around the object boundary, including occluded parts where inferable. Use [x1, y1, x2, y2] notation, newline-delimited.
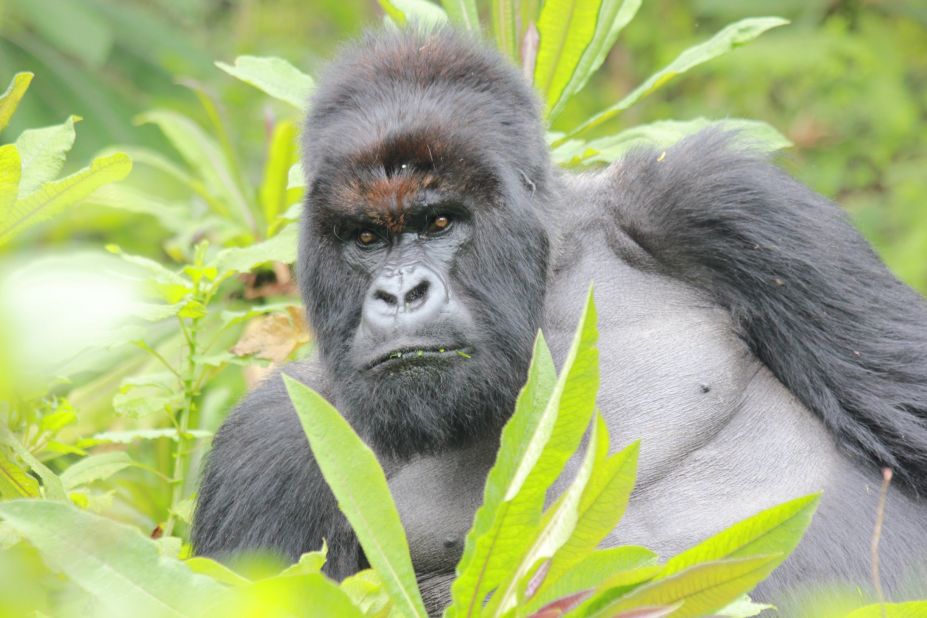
[1, 1, 924, 616]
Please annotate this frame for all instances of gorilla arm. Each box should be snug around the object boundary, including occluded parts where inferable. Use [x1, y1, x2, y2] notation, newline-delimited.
[191, 362, 364, 578]
[606, 129, 927, 493]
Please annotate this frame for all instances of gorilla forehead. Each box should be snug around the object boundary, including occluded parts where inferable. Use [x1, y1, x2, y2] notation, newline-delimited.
[301, 27, 549, 196]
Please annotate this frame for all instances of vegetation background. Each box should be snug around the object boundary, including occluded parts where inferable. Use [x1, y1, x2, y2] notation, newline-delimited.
[0, 0, 925, 616]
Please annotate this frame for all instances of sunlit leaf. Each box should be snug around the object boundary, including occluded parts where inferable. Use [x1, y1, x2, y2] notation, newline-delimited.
[449, 289, 599, 616]
[15, 115, 80, 196]
[583, 556, 782, 618]
[0, 144, 21, 212]
[0, 500, 223, 617]
[662, 494, 819, 578]
[284, 375, 428, 618]
[0, 451, 40, 499]
[567, 17, 789, 138]
[260, 119, 298, 230]
[548, 0, 642, 118]
[216, 56, 315, 110]
[0, 72, 33, 132]
[845, 601, 927, 617]
[534, 0, 602, 108]
[214, 223, 298, 274]
[186, 557, 251, 587]
[91, 429, 212, 444]
[491, 0, 518, 60]
[0, 152, 131, 244]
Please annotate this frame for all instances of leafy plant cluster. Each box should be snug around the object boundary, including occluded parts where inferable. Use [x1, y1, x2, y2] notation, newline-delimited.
[0, 1, 925, 617]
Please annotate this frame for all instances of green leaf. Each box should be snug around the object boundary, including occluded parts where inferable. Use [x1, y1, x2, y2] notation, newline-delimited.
[0, 152, 132, 245]
[60, 452, 133, 490]
[526, 546, 659, 613]
[283, 375, 428, 618]
[341, 569, 392, 616]
[0, 426, 66, 500]
[449, 289, 599, 616]
[15, 115, 80, 196]
[217, 573, 363, 618]
[186, 557, 251, 587]
[534, 0, 603, 110]
[216, 56, 315, 110]
[287, 162, 305, 189]
[0, 451, 40, 498]
[0, 500, 223, 617]
[440, 0, 479, 31]
[136, 110, 251, 229]
[491, 0, 518, 61]
[214, 223, 298, 274]
[490, 413, 605, 614]
[0, 72, 33, 132]
[0, 144, 21, 211]
[662, 494, 819, 578]
[379, 0, 449, 28]
[548, 0, 642, 118]
[91, 429, 212, 444]
[568, 17, 789, 138]
[845, 601, 927, 618]
[260, 120, 298, 229]
[572, 118, 791, 165]
[277, 548, 327, 577]
[587, 555, 782, 618]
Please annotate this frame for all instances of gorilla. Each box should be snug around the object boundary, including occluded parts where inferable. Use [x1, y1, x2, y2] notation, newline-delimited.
[193, 28, 927, 610]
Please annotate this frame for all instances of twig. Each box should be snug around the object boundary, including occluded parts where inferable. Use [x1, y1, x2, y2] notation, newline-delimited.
[870, 467, 893, 618]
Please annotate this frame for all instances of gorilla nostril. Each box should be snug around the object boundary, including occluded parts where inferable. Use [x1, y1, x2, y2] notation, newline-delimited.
[404, 280, 430, 305]
[374, 289, 398, 306]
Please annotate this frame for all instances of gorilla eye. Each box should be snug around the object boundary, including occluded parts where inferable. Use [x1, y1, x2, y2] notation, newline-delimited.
[356, 230, 380, 247]
[426, 215, 452, 235]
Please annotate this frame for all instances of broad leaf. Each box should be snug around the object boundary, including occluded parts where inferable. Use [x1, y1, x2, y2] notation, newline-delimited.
[260, 119, 298, 228]
[569, 118, 791, 165]
[845, 601, 927, 617]
[0, 500, 224, 617]
[0, 72, 33, 132]
[548, 0, 642, 118]
[0, 144, 21, 212]
[490, 414, 606, 614]
[15, 115, 80, 196]
[449, 289, 599, 616]
[215, 223, 298, 274]
[186, 557, 251, 587]
[215, 573, 363, 618]
[216, 56, 315, 110]
[534, 0, 602, 109]
[277, 547, 327, 577]
[60, 451, 133, 490]
[283, 375, 428, 618]
[662, 494, 819, 578]
[585, 555, 782, 618]
[0, 451, 40, 498]
[526, 546, 659, 614]
[0, 152, 131, 244]
[567, 17, 789, 138]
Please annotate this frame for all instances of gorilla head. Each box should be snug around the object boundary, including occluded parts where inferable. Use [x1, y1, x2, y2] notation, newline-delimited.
[297, 30, 551, 457]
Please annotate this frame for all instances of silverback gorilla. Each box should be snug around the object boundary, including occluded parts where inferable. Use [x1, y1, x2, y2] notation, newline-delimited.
[193, 28, 927, 610]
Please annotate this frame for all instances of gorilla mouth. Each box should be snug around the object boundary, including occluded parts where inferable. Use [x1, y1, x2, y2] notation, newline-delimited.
[364, 345, 472, 371]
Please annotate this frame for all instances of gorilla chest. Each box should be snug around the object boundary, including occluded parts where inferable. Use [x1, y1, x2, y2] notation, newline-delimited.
[389, 247, 756, 575]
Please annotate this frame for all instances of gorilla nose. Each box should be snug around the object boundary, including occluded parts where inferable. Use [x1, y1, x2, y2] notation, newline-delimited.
[364, 266, 446, 334]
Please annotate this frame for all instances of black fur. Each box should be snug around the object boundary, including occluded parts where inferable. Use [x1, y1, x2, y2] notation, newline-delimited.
[611, 135, 927, 493]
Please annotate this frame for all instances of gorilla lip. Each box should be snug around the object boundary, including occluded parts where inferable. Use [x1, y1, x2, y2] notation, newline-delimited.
[364, 345, 471, 371]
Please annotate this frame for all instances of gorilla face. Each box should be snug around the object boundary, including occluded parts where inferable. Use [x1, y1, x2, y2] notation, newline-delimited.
[299, 160, 549, 458]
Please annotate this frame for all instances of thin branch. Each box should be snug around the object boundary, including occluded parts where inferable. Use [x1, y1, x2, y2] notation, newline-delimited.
[870, 466, 893, 618]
